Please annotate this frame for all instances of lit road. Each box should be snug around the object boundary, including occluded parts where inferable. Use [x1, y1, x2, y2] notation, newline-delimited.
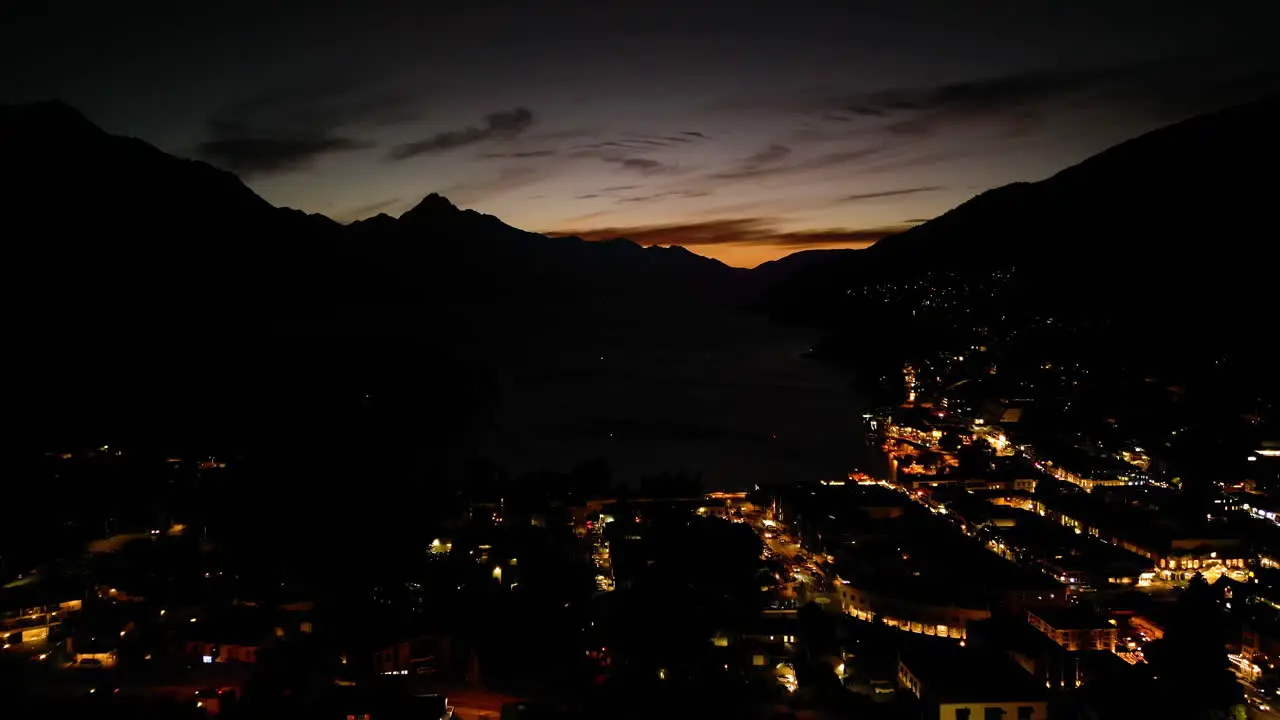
[752, 515, 834, 603]
[87, 532, 153, 554]
[1241, 680, 1280, 720]
[765, 535, 802, 560]
[1248, 699, 1280, 719]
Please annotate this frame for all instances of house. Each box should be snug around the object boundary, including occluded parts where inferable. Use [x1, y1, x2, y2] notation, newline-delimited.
[67, 632, 120, 667]
[373, 634, 452, 676]
[182, 606, 296, 664]
[898, 643, 1048, 720]
[1027, 607, 1117, 652]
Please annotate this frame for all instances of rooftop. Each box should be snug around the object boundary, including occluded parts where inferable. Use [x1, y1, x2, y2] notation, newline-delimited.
[184, 606, 282, 647]
[1028, 606, 1114, 631]
[837, 510, 1061, 606]
[900, 641, 1047, 704]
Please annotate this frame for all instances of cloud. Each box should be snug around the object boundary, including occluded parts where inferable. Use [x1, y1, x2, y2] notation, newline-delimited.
[818, 58, 1280, 142]
[687, 57, 1280, 211]
[197, 125, 373, 176]
[557, 209, 616, 225]
[903, 218, 932, 224]
[196, 76, 420, 176]
[750, 67, 1153, 174]
[574, 141, 633, 151]
[711, 145, 889, 181]
[809, 67, 1126, 144]
[572, 132, 710, 153]
[841, 186, 943, 202]
[591, 156, 677, 175]
[620, 158, 663, 172]
[843, 68, 1107, 118]
[480, 149, 557, 159]
[710, 144, 791, 179]
[769, 227, 906, 247]
[615, 190, 712, 204]
[559, 131, 712, 178]
[476, 128, 602, 160]
[549, 217, 909, 250]
[573, 185, 650, 201]
[573, 185, 647, 201]
[566, 132, 709, 174]
[390, 107, 534, 160]
[528, 128, 597, 142]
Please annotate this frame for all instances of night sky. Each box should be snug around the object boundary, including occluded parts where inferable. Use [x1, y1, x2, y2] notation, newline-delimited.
[4, 1, 1277, 267]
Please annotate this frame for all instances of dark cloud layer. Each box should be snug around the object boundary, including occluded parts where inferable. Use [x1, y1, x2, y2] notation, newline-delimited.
[552, 217, 908, 249]
[480, 149, 557, 159]
[390, 107, 534, 160]
[583, 156, 679, 175]
[842, 186, 943, 202]
[573, 132, 709, 153]
[820, 58, 1280, 143]
[709, 144, 792, 180]
[712, 145, 890, 181]
[198, 124, 373, 176]
[582, 59, 1247, 191]
[615, 190, 711, 204]
[564, 131, 711, 175]
[838, 67, 1108, 120]
[618, 158, 665, 173]
[195, 77, 419, 176]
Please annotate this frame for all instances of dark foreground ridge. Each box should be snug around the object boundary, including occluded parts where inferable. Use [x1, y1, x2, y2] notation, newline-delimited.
[762, 94, 1280, 329]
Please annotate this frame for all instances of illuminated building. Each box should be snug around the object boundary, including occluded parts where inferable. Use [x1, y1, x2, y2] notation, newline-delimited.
[1026, 608, 1117, 652]
[838, 581, 1027, 643]
[898, 645, 1049, 720]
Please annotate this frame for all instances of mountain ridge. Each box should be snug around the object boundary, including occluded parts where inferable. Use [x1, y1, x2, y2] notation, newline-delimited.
[1, 101, 751, 338]
[8, 94, 1278, 337]
[761, 93, 1280, 327]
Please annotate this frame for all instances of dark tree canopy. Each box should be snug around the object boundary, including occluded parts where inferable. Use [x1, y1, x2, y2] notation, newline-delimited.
[1144, 573, 1244, 719]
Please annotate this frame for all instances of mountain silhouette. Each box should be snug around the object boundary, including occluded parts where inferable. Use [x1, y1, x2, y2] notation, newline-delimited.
[2, 102, 744, 338]
[749, 249, 860, 287]
[762, 95, 1280, 329]
[351, 191, 744, 315]
[1, 101, 750, 453]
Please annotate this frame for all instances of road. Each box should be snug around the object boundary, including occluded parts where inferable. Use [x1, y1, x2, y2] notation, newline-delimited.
[752, 515, 835, 606]
[1241, 679, 1280, 719]
[765, 535, 802, 560]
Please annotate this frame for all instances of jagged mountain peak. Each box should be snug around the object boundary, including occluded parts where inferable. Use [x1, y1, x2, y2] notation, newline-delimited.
[399, 192, 461, 221]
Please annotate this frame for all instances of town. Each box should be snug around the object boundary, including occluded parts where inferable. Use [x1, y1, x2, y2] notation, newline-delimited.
[5, 0, 1278, 717]
[3, 265, 1276, 719]
[6, 351, 1280, 720]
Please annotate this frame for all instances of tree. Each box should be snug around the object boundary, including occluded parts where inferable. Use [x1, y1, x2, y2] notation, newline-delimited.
[797, 601, 838, 659]
[1144, 573, 1245, 719]
[939, 432, 963, 453]
[956, 442, 994, 475]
